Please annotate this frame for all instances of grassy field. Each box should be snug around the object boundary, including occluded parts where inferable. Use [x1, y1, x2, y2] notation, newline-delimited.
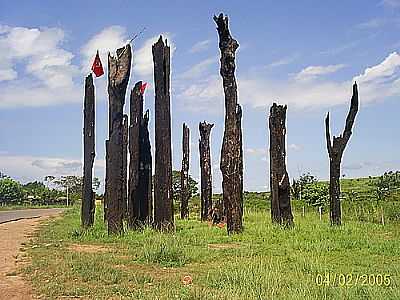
[22, 185, 400, 300]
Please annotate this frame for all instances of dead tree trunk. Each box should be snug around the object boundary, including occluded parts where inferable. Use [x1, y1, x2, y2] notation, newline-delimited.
[122, 114, 128, 219]
[106, 44, 132, 234]
[269, 103, 294, 227]
[325, 82, 359, 226]
[180, 123, 190, 219]
[152, 36, 173, 230]
[214, 13, 243, 234]
[82, 73, 95, 228]
[138, 109, 153, 224]
[128, 81, 153, 228]
[199, 121, 214, 221]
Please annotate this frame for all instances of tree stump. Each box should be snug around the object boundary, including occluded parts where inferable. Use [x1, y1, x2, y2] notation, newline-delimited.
[325, 82, 359, 226]
[106, 44, 132, 234]
[269, 103, 294, 227]
[180, 123, 190, 219]
[199, 121, 214, 221]
[214, 13, 243, 234]
[153, 36, 174, 230]
[82, 73, 95, 228]
[128, 81, 153, 228]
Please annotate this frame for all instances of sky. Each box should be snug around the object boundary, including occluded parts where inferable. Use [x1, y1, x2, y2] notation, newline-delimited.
[0, 0, 399, 193]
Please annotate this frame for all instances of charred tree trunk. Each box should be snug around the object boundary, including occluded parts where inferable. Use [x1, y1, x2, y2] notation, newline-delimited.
[180, 123, 190, 219]
[325, 82, 359, 226]
[214, 13, 243, 234]
[122, 114, 128, 219]
[269, 103, 293, 227]
[106, 44, 132, 234]
[153, 36, 173, 230]
[138, 109, 153, 224]
[128, 82, 153, 228]
[82, 73, 96, 228]
[199, 121, 214, 221]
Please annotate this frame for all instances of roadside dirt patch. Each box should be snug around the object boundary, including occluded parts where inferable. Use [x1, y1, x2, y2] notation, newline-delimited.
[0, 217, 50, 300]
[207, 243, 241, 250]
[67, 244, 111, 254]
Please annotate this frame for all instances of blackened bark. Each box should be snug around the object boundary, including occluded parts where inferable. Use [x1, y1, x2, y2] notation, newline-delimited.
[122, 114, 128, 219]
[269, 103, 294, 227]
[199, 121, 214, 221]
[153, 36, 173, 230]
[128, 82, 153, 228]
[138, 109, 153, 224]
[180, 123, 190, 219]
[82, 73, 95, 228]
[106, 44, 132, 234]
[325, 82, 359, 226]
[214, 13, 243, 234]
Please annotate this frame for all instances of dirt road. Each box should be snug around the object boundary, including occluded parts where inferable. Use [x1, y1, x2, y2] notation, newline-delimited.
[0, 209, 64, 300]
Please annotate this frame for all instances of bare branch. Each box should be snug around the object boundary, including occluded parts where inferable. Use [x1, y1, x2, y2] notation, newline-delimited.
[325, 112, 332, 156]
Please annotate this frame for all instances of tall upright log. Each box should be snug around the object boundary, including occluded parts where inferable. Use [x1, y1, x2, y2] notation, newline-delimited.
[128, 81, 153, 228]
[153, 36, 173, 230]
[199, 121, 214, 221]
[106, 44, 132, 234]
[325, 82, 359, 226]
[214, 13, 243, 234]
[269, 103, 293, 227]
[180, 123, 190, 219]
[82, 73, 96, 228]
[122, 114, 128, 219]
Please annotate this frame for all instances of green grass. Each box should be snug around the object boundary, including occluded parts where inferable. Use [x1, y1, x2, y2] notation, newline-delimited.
[23, 197, 400, 300]
[0, 204, 68, 211]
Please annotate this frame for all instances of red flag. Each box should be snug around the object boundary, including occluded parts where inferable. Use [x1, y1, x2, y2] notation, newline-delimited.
[140, 82, 148, 94]
[91, 51, 104, 77]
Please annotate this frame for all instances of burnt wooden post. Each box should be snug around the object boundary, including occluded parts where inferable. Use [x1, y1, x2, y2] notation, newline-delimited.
[122, 114, 128, 219]
[82, 73, 96, 228]
[152, 36, 173, 230]
[325, 82, 359, 226]
[180, 123, 190, 219]
[269, 103, 294, 227]
[128, 81, 153, 228]
[106, 44, 132, 234]
[199, 121, 214, 221]
[138, 109, 153, 224]
[214, 13, 243, 234]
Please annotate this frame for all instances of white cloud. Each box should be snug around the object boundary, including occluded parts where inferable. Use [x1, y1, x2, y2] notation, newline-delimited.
[189, 39, 211, 53]
[0, 25, 81, 108]
[178, 52, 400, 111]
[178, 57, 217, 80]
[80, 25, 128, 74]
[288, 144, 303, 151]
[246, 148, 266, 156]
[294, 64, 346, 81]
[0, 154, 105, 186]
[267, 54, 299, 68]
[381, 0, 400, 8]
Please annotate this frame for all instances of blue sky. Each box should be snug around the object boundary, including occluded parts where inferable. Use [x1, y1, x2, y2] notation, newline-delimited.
[0, 0, 399, 192]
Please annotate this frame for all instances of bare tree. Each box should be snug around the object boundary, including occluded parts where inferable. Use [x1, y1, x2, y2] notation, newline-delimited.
[82, 73, 96, 228]
[199, 121, 214, 221]
[269, 103, 293, 227]
[106, 44, 132, 234]
[214, 13, 243, 234]
[153, 36, 174, 230]
[180, 123, 190, 219]
[325, 82, 359, 226]
[128, 81, 153, 228]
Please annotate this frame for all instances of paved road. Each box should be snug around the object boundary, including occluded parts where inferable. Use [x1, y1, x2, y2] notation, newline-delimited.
[0, 208, 65, 224]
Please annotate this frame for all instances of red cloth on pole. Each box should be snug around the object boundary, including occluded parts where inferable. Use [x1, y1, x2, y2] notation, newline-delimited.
[140, 82, 148, 94]
[91, 51, 104, 77]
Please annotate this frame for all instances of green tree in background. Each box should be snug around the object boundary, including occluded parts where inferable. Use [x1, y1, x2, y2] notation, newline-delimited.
[0, 178, 24, 204]
[171, 170, 198, 202]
